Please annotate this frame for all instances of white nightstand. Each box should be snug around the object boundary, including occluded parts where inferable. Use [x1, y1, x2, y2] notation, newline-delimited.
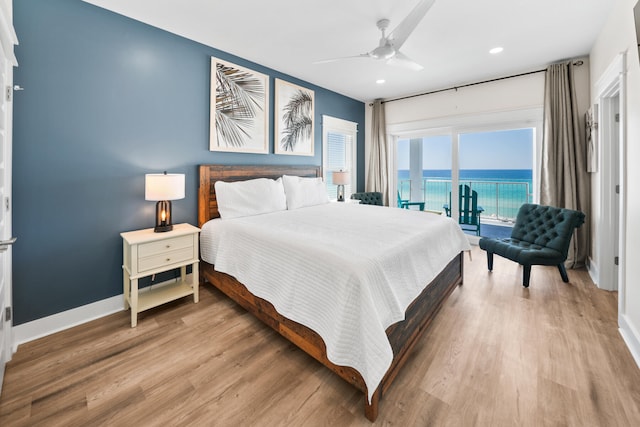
[121, 223, 200, 327]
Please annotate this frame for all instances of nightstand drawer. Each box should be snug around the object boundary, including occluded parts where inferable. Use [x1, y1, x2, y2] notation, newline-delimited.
[138, 247, 194, 272]
[138, 235, 193, 258]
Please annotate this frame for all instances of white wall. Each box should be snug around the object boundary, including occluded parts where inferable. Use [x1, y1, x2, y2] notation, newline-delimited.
[590, 0, 640, 364]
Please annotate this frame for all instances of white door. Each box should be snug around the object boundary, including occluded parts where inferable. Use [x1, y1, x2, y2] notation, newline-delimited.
[0, 1, 17, 395]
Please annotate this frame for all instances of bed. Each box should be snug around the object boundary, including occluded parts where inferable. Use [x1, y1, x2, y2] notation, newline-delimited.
[198, 164, 467, 421]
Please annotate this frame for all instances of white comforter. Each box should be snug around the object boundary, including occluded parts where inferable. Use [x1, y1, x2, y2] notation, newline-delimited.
[200, 203, 470, 401]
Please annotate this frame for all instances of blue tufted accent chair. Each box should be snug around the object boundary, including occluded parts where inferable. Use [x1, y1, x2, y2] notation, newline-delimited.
[479, 203, 585, 287]
[350, 192, 383, 206]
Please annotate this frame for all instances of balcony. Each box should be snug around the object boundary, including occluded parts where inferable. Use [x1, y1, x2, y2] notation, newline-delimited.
[398, 179, 532, 238]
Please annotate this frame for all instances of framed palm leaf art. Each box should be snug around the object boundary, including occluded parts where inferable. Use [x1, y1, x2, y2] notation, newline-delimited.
[210, 57, 269, 153]
[274, 79, 315, 156]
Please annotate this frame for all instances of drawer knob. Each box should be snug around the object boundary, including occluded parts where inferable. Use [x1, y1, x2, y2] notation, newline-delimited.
[166, 245, 171, 248]
[166, 258, 171, 262]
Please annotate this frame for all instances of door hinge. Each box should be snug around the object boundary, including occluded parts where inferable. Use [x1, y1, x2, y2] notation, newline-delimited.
[5, 85, 11, 102]
[615, 184, 620, 194]
[615, 256, 619, 266]
[615, 113, 620, 123]
[4, 306, 10, 322]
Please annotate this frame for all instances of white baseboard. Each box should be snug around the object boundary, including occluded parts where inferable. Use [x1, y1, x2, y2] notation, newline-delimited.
[11, 277, 187, 353]
[619, 313, 640, 370]
[12, 294, 124, 353]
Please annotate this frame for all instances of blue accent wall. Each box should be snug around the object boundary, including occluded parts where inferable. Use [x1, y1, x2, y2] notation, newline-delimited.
[12, 0, 365, 325]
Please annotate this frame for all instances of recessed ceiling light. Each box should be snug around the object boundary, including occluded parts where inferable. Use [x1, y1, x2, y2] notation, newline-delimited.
[489, 47, 504, 54]
[376, 79, 386, 84]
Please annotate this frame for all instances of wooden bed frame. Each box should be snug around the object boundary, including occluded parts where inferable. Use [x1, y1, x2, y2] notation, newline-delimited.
[198, 164, 464, 421]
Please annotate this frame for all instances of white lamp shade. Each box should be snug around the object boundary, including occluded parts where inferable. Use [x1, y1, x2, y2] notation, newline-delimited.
[332, 170, 350, 185]
[145, 173, 185, 201]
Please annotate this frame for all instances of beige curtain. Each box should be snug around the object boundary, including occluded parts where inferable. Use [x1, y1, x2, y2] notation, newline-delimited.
[540, 61, 590, 268]
[367, 99, 389, 206]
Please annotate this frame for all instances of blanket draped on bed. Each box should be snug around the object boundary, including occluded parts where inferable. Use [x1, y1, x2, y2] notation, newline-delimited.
[200, 203, 470, 401]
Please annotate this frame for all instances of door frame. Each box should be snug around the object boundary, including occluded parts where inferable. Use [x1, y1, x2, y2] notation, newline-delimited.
[593, 53, 627, 301]
[0, 0, 16, 395]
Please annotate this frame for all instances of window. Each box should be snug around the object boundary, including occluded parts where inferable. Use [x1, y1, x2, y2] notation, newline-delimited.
[322, 115, 357, 200]
[459, 129, 534, 220]
[396, 128, 535, 220]
[397, 135, 452, 210]
[391, 109, 542, 239]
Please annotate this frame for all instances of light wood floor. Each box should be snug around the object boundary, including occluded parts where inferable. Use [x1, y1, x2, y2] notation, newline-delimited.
[2, 246, 640, 426]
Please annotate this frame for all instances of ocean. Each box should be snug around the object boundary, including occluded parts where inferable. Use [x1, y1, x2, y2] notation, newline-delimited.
[397, 169, 533, 219]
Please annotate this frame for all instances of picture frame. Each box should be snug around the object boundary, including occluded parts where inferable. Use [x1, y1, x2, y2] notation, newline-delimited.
[210, 57, 269, 154]
[274, 79, 315, 156]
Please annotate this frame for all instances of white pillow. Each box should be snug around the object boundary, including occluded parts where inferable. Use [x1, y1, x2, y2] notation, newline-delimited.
[282, 175, 329, 210]
[215, 178, 287, 219]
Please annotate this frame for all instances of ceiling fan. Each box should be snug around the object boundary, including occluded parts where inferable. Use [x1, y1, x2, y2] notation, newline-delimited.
[316, 0, 436, 71]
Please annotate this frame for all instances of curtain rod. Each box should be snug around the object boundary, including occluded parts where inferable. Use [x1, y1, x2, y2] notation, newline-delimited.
[375, 60, 584, 105]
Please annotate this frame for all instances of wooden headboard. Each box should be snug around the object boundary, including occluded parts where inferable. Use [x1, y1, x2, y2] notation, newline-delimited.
[198, 164, 322, 226]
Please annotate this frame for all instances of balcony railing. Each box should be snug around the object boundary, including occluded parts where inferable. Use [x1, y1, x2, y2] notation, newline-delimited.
[398, 179, 531, 222]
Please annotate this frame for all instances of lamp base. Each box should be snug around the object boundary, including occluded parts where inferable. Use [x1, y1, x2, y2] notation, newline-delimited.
[337, 184, 345, 202]
[154, 200, 173, 233]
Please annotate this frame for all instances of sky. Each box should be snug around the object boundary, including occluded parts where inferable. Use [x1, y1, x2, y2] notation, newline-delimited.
[397, 128, 534, 170]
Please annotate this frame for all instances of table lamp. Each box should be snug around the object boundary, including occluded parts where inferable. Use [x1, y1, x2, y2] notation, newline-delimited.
[332, 170, 350, 202]
[145, 172, 185, 232]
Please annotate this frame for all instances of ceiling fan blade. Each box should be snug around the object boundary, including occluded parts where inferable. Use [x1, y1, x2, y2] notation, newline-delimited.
[313, 53, 369, 64]
[387, 51, 424, 71]
[389, 0, 436, 50]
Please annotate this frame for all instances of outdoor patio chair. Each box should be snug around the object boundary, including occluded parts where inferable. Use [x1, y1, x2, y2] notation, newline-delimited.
[350, 192, 383, 206]
[397, 191, 425, 210]
[478, 203, 585, 287]
[443, 184, 484, 235]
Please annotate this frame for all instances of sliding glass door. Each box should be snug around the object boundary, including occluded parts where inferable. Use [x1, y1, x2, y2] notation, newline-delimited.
[422, 135, 453, 212]
[458, 129, 534, 222]
[395, 125, 536, 238]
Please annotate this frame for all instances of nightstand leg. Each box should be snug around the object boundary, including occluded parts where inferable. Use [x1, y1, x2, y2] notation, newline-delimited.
[193, 262, 199, 303]
[130, 278, 138, 327]
[123, 268, 130, 310]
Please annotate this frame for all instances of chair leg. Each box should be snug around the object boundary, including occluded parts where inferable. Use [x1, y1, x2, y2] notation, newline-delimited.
[487, 252, 493, 271]
[558, 264, 569, 282]
[523, 265, 531, 287]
